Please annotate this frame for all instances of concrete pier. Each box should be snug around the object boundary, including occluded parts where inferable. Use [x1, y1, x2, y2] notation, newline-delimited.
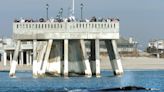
[9, 19, 123, 77]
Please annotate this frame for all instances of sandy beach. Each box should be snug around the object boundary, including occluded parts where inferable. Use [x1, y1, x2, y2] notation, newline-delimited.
[101, 56, 164, 70]
[0, 57, 164, 71]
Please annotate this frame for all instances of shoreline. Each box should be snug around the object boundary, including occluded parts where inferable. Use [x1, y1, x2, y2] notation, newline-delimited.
[0, 57, 164, 72]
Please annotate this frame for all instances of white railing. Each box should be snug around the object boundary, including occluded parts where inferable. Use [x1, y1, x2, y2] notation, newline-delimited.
[13, 22, 119, 33]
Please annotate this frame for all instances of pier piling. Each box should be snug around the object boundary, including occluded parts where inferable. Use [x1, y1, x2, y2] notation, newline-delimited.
[105, 40, 123, 75]
[9, 40, 21, 77]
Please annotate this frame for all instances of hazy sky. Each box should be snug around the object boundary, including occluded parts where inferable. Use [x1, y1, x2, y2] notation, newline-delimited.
[0, 0, 164, 49]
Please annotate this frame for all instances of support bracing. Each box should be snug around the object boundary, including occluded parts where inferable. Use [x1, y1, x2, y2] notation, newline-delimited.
[80, 40, 92, 76]
[90, 39, 100, 76]
[9, 40, 21, 77]
[37, 41, 47, 74]
[41, 39, 53, 74]
[32, 40, 38, 77]
[105, 40, 123, 75]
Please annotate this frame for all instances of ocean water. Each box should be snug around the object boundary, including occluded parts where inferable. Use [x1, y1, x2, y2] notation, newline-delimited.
[0, 70, 163, 92]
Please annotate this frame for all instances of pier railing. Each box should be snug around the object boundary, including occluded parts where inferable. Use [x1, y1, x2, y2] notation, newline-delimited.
[13, 22, 120, 40]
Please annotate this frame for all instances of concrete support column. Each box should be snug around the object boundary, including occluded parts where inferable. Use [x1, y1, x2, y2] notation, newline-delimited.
[80, 40, 92, 76]
[32, 40, 38, 77]
[9, 51, 12, 65]
[41, 39, 53, 74]
[56, 42, 61, 74]
[157, 53, 160, 58]
[3, 51, 7, 66]
[95, 39, 100, 76]
[90, 40, 95, 75]
[64, 39, 69, 76]
[21, 51, 24, 65]
[26, 51, 29, 66]
[9, 40, 21, 77]
[29, 51, 32, 65]
[105, 40, 123, 75]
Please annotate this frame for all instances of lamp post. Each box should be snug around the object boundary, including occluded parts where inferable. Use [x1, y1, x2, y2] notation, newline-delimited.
[59, 8, 63, 19]
[46, 4, 49, 20]
[80, 3, 84, 21]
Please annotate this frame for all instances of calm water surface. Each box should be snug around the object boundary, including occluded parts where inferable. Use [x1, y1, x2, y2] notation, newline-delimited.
[0, 70, 163, 92]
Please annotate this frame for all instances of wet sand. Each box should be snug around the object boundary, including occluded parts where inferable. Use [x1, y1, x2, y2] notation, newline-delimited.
[0, 57, 164, 71]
